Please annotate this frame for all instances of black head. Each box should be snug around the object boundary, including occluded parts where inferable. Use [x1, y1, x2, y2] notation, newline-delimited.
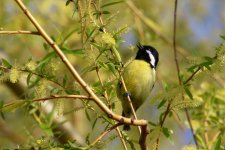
[135, 44, 159, 68]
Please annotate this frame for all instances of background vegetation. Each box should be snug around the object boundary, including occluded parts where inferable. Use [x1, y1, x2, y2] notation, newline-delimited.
[0, 0, 224, 150]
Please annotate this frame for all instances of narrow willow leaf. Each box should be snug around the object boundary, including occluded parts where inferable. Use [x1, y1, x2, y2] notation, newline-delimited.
[214, 136, 221, 150]
[149, 126, 161, 142]
[220, 35, 225, 40]
[162, 127, 173, 143]
[107, 63, 116, 75]
[101, 1, 124, 8]
[157, 99, 167, 109]
[60, 47, 84, 55]
[148, 121, 157, 127]
[184, 86, 193, 100]
[26, 72, 32, 86]
[127, 140, 135, 150]
[97, 61, 108, 70]
[1, 58, 12, 68]
[85, 109, 91, 122]
[65, 0, 71, 6]
[92, 118, 98, 130]
[63, 74, 68, 87]
[85, 27, 97, 43]
[0, 100, 5, 119]
[0, 101, 27, 112]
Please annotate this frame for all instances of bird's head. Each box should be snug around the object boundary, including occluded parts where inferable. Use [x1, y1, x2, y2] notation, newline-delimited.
[136, 43, 159, 68]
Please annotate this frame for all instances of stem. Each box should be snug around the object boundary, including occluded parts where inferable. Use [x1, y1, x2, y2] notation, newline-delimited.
[126, 0, 188, 56]
[85, 123, 122, 149]
[95, 65, 128, 150]
[172, 0, 199, 148]
[156, 103, 171, 149]
[14, 0, 147, 131]
[0, 30, 40, 35]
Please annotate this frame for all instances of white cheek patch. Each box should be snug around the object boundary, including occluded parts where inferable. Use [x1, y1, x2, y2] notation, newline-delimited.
[146, 50, 155, 68]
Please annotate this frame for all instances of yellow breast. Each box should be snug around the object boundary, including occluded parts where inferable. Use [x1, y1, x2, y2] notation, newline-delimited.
[120, 60, 155, 109]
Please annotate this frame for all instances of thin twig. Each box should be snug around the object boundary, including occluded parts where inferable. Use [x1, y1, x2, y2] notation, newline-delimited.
[92, 1, 140, 134]
[91, 2, 130, 148]
[33, 94, 93, 102]
[119, 72, 142, 135]
[172, 0, 199, 148]
[95, 65, 111, 107]
[85, 123, 122, 149]
[0, 30, 40, 35]
[95, 65, 128, 150]
[93, 0, 141, 135]
[14, 0, 148, 130]
[126, 0, 188, 56]
[184, 67, 201, 84]
[156, 103, 171, 149]
[173, 0, 180, 84]
[0, 66, 64, 88]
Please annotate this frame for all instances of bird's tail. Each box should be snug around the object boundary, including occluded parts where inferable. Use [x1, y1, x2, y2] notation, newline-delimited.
[122, 111, 131, 131]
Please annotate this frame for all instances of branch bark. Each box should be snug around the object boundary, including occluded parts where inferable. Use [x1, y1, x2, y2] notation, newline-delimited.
[14, 0, 148, 149]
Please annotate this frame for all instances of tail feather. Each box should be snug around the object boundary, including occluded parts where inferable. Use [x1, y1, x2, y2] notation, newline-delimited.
[122, 111, 131, 131]
[123, 124, 131, 130]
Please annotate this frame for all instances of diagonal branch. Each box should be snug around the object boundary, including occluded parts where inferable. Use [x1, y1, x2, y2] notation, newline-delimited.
[14, 1, 148, 147]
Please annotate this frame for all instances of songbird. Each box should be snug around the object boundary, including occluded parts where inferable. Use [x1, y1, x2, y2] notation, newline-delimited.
[117, 44, 159, 130]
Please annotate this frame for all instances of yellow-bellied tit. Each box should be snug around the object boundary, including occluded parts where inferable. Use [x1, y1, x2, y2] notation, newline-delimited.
[117, 44, 159, 130]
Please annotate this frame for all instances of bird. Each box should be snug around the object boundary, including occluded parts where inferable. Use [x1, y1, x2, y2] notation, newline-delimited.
[117, 43, 159, 130]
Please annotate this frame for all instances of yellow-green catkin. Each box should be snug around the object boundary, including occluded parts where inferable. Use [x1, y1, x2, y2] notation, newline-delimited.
[101, 32, 115, 46]
[48, 58, 61, 75]
[36, 79, 48, 98]
[56, 99, 64, 118]
[26, 60, 37, 71]
[9, 68, 20, 83]
[181, 145, 197, 150]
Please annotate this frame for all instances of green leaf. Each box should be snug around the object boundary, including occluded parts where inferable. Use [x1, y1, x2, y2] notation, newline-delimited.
[92, 118, 98, 130]
[0, 100, 5, 119]
[85, 27, 97, 43]
[63, 74, 68, 87]
[60, 28, 79, 46]
[162, 127, 173, 143]
[0, 101, 27, 112]
[43, 42, 49, 51]
[214, 136, 221, 150]
[26, 72, 32, 87]
[101, 11, 111, 14]
[60, 47, 84, 55]
[1, 58, 12, 68]
[101, 1, 124, 8]
[184, 86, 193, 100]
[187, 65, 199, 73]
[220, 35, 225, 40]
[157, 99, 167, 109]
[85, 109, 91, 122]
[148, 121, 157, 127]
[38, 52, 55, 69]
[107, 63, 116, 75]
[97, 61, 108, 70]
[65, 0, 71, 6]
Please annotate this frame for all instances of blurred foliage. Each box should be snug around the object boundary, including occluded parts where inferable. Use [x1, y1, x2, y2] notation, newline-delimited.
[0, 0, 225, 150]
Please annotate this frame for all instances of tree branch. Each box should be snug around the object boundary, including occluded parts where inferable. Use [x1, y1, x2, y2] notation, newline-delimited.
[126, 0, 188, 56]
[0, 30, 40, 35]
[14, 0, 148, 134]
